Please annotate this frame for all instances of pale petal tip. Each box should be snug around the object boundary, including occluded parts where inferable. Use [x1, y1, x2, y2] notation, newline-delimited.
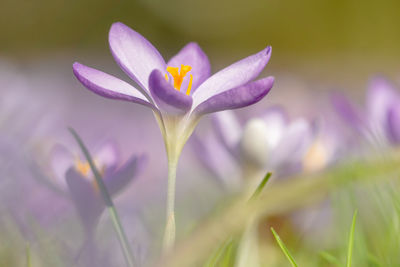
[72, 62, 83, 78]
[263, 46, 272, 61]
[72, 61, 82, 71]
[266, 75, 275, 83]
[108, 22, 132, 42]
[110, 21, 128, 32]
[368, 75, 393, 91]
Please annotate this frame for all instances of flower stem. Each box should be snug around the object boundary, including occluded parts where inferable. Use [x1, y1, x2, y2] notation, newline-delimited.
[163, 156, 178, 252]
[157, 114, 200, 253]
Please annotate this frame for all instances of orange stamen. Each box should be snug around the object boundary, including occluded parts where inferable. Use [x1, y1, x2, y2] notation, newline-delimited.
[166, 64, 193, 95]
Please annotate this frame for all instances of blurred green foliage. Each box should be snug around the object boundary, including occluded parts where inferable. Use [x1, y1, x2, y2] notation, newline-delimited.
[2, 0, 400, 61]
[2, 0, 400, 88]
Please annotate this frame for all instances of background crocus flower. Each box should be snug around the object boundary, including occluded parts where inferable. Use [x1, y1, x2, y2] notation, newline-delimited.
[44, 140, 147, 266]
[72, 21, 274, 250]
[302, 118, 344, 173]
[210, 107, 314, 186]
[332, 77, 400, 148]
[191, 132, 242, 190]
[48, 141, 147, 234]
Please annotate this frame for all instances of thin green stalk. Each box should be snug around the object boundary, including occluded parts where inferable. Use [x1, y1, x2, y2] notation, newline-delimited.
[250, 172, 272, 201]
[69, 128, 135, 267]
[163, 156, 178, 252]
[346, 210, 358, 267]
[270, 227, 298, 267]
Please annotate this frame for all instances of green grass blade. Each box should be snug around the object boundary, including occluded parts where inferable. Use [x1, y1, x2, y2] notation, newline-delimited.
[250, 172, 272, 200]
[270, 227, 298, 267]
[346, 210, 358, 267]
[69, 128, 135, 267]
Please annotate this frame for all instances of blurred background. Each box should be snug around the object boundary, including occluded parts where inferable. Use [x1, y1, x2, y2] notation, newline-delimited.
[1, 0, 400, 266]
[2, 0, 400, 83]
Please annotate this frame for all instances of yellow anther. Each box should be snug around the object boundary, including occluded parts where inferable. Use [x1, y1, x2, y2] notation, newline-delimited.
[186, 74, 193, 95]
[166, 64, 193, 95]
[75, 158, 90, 177]
[74, 157, 106, 193]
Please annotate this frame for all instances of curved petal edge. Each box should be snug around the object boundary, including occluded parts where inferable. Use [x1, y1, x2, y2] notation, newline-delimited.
[194, 76, 274, 116]
[108, 22, 166, 91]
[192, 46, 272, 108]
[73, 62, 156, 110]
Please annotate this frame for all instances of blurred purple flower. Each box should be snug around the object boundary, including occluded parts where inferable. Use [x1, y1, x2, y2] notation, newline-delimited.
[332, 76, 400, 147]
[301, 118, 343, 172]
[194, 107, 315, 189]
[50, 141, 147, 233]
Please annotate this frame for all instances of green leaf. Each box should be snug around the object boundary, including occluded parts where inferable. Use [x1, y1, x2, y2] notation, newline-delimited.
[250, 172, 272, 200]
[69, 127, 135, 267]
[347, 210, 358, 267]
[270, 227, 298, 267]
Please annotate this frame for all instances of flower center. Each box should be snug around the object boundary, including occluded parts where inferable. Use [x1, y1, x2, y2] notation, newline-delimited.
[75, 158, 91, 177]
[74, 157, 105, 177]
[74, 157, 106, 192]
[165, 64, 193, 95]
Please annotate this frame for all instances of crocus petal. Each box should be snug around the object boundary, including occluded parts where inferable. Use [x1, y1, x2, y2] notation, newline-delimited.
[104, 154, 147, 196]
[109, 22, 166, 91]
[73, 62, 156, 110]
[167, 42, 211, 92]
[192, 46, 272, 109]
[191, 133, 241, 189]
[193, 76, 274, 115]
[212, 111, 242, 156]
[367, 77, 400, 130]
[261, 107, 288, 149]
[149, 70, 193, 114]
[331, 92, 365, 133]
[387, 104, 400, 144]
[269, 119, 313, 168]
[240, 118, 271, 168]
[50, 144, 73, 185]
[65, 168, 103, 231]
[95, 141, 119, 172]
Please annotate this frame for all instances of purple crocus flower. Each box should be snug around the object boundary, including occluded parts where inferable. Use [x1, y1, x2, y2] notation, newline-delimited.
[72, 22, 274, 160]
[72, 22, 274, 249]
[300, 111, 351, 173]
[195, 107, 314, 190]
[332, 76, 400, 147]
[50, 141, 146, 233]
